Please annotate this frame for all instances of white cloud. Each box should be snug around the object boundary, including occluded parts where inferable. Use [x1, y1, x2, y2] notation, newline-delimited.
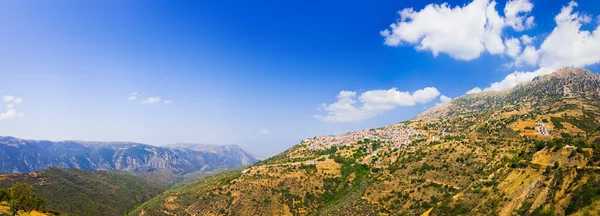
[3, 95, 22, 104]
[466, 87, 483, 94]
[535, 1, 600, 69]
[3, 95, 15, 102]
[470, 67, 554, 93]
[520, 35, 534, 44]
[504, 37, 522, 58]
[439, 95, 452, 104]
[127, 92, 138, 101]
[0, 109, 24, 120]
[259, 129, 270, 135]
[483, 1, 507, 55]
[164, 100, 172, 104]
[316, 87, 440, 122]
[1, 95, 25, 119]
[514, 45, 539, 66]
[503, 0, 535, 31]
[485, 67, 554, 91]
[380, 0, 534, 61]
[142, 97, 162, 104]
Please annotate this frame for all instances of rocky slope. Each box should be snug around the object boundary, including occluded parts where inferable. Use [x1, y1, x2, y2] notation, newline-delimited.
[166, 143, 256, 167]
[0, 137, 257, 179]
[131, 68, 600, 215]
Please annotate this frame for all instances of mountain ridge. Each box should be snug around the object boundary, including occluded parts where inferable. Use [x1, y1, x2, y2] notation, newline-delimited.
[0, 136, 257, 181]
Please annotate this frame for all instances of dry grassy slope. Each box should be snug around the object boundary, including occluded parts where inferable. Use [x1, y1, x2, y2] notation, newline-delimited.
[131, 68, 600, 216]
[0, 203, 50, 216]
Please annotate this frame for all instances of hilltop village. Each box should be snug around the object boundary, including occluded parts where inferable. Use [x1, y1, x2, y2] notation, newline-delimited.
[303, 120, 551, 152]
[302, 125, 426, 150]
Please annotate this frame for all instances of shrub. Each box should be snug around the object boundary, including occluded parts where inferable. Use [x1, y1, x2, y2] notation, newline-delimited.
[565, 175, 600, 214]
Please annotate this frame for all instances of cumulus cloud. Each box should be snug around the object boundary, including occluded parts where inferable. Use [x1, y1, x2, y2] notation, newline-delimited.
[468, 67, 554, 93]
[259, 129, 270, 135]
[3, 95, 14, 102]
[1, 95, 24, 120]
[0, 109, 21, 120]
[380, 0, 534, 61]
[484, 67, 555, 91]
[127, 92, 138, 101]
[520, 35, 534, 44]
[3, 95, 23, 104]
[536, 1, 600, 69]
[164, 100, 172, 104]
[504, 37, 522, 58]
[316, 87, 440, 122]
[514, 45, 539, 66]
[466, 87, 483, 94]
[142, 97, 162, 104]
[503, 0, 535, 31]
[439, 95, 452, 104]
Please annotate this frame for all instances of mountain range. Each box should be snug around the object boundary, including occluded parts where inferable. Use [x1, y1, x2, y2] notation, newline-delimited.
[0, 137, 257, 182]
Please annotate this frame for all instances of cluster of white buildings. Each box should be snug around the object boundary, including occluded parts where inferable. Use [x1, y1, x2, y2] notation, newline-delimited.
[302, 125, 425, 150]
[536, 123, 549, 136]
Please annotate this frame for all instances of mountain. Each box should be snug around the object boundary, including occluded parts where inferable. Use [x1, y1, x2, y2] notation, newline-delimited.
[0, 137, 257, 182]
[131, 68, 600, 215]
[166, 143, 256, 167]
[0, 167, 165, 216]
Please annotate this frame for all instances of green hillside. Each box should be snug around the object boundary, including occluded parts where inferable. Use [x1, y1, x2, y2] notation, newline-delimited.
[0, 168, 166, 216]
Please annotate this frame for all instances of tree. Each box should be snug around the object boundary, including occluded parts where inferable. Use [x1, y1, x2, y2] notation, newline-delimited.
[0, 187, 8, 202]
[7, 182, 44, 216]
[553, 161, 559, 169]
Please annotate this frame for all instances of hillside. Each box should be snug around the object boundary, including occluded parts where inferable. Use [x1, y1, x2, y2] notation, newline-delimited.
[130, 68, 600, 215]
[0, 137, 257, 183]
[0, 168, 165, 216]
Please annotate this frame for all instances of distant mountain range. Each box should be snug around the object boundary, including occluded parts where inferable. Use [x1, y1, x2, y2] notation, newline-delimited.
[0, 136, 257, 178]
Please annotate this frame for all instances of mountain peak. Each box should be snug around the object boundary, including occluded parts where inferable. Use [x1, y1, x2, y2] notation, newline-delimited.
[538, 67, 599, 80]
[546, 67, 598, 78]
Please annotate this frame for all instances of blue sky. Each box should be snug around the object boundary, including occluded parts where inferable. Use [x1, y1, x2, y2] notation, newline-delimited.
[1, 0, 600, 157]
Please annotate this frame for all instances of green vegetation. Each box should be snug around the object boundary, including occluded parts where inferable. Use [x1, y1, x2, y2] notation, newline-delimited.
[551, 117, 564, 129]
[0, 182, 44, 216]
[565, 175, 600, 214]
[552, 112, 600, 138]
[0, 168, 165, 216]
